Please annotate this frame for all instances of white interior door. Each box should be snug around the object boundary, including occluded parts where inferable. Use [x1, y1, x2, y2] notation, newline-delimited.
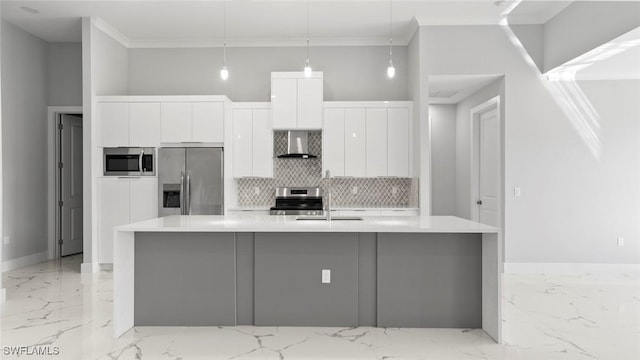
[60, 114, 83, 256]
[478, 108, 499, 226]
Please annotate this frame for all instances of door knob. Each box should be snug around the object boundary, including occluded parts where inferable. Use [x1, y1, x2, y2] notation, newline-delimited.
[476, 200, 483, 205]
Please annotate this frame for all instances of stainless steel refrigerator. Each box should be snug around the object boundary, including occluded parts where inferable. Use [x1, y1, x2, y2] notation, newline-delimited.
[158, 147, 224, 216]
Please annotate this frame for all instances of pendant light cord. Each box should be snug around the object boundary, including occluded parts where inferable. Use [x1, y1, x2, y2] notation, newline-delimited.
[223, 0, 227, 66]
[389, 0, 393, 58]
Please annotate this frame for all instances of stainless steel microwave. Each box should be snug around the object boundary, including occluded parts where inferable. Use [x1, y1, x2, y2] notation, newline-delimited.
[103, 148, 155, 176]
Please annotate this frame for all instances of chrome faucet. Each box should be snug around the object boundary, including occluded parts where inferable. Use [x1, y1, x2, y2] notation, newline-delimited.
[325, 170, 332, 222]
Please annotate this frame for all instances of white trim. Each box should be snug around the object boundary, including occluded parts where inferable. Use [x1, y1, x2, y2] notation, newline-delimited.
[96, 95, 231, 103]
[127, 37, 413, 49]
[47, 107, 84, 261]
[93, 17, 131, 48]
[2, 251, 49, 272]
[1, 288, 5, 303]
[323, 101, 413, 108]
[231, 102, 271, 109]
[271, 71, 323, 79]
[81, 262, 100, 274]
[505, 262, 640, 275]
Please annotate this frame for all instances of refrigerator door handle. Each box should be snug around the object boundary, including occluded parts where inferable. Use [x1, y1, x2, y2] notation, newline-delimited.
[186, 171, 191, 215]
[180, 171, 185, 215]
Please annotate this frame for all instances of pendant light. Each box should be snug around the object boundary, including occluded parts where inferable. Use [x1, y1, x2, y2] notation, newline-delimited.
[386, 0, 396, 79]
[220, 0, 229, 81]
[303, 0, 312, 77]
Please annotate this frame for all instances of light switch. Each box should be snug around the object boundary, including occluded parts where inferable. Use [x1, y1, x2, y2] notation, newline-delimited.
[392, 186, 398, 195]
[617, 237, 625, 247]
[322, 269, 331, 284]
[254, 187, 260, 195]
[514, 187, 521, 197]
[352, 186, 358, 195]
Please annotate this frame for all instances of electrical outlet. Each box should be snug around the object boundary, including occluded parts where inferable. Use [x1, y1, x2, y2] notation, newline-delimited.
[254, 187, 260, 195]
[3, 236, 10, 245]
[617, 237, 625, 247]
[392, 186, 398, 195]
[322, 269, 331, 284]
[514, 187, 522, 197]
[352, 186, 358, 195]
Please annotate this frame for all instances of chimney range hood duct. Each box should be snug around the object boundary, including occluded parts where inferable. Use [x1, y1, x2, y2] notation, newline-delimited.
[277, 130, 317, 159]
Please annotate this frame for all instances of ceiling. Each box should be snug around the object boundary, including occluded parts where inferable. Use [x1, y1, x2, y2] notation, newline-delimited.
[1, 0, 574, 46]
[428, 75, 502, 104]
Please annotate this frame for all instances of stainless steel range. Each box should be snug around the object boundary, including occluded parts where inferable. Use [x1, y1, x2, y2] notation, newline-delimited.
[270, 187, 324, 215]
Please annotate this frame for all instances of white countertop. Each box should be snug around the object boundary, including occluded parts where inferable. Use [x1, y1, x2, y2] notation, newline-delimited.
[116, 215, 499, 234]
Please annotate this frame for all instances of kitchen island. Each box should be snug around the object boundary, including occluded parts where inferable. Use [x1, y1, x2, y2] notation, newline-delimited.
[113, 215, 502, 342]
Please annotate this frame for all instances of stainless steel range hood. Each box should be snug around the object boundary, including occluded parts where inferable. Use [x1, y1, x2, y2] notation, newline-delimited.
[277, 130, 318, 159]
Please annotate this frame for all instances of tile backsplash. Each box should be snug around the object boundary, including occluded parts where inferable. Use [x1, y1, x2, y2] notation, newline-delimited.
[236, 131, 419, 208]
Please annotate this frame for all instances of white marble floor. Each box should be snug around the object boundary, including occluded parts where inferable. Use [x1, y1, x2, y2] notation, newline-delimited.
[1, 255, 639, 360]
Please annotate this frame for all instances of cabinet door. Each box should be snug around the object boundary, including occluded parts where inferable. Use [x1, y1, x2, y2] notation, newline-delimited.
[344, 109, 366, 177]
[192, 102, 224, 143]
[323, 109, 345, 177]
[365, 108, 388, 177]
[271, 78, 297, 129]
[98, 177, 129, 263]
[129, 103, 161, 147]
[129, 178, 158, 223]
[161, 102, 192, 143]
[297, 78, 323, 129]
[232, 109, 253, 178]
[252, 109, 273, 177]
[98, 102, 129, 147]
[387, 108, 410, 177]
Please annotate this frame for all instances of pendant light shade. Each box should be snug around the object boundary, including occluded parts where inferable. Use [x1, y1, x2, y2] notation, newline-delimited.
[220, 0, 229, 81]
[387, 0, 395, 79]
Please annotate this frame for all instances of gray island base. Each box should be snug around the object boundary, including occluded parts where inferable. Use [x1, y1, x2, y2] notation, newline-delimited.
[114, 215, 501, 342]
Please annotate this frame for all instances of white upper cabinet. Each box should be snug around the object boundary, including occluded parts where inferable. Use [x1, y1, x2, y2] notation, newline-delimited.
[322, 108, 345, 177]
[232, 104, 273, 178]
[271, 72, 323, 130]
[129, 103, 161, 147]
[387, 107, 410, 177]
[344, 108, 366, 177]
[161, 101, 225, 143]
[98, 102, 130, 147]
[252, 109, 274, 178]
[365, 108, 388, 177]
[99, 102, 161, 147]
[323, 102, 412, 178]
[161, 102, 192, 143]
[271, 78, 298, 129]
[192, 102, 224, 143]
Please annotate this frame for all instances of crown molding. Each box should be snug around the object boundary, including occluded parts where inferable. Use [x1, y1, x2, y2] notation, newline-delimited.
[93, 17, 131, 48]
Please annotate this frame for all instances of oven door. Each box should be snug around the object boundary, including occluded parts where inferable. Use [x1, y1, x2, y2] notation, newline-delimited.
[104, 148, 155, 176]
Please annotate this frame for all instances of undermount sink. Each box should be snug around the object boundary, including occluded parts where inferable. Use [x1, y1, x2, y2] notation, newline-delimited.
[295, 216, 364, 221]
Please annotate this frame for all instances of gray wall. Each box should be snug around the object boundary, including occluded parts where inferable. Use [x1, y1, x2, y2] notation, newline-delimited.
[48, 42, 82, 106]
[1, 21, 49, 261]
[510, 24, 544, 73]
[128, 46, 409, 101]
[426, 24, 639, 264]
[455, 79, 504, 220]
[93, 27, 128, 95]
[543, 1, 640, 72]
[430, 104, 456, 215]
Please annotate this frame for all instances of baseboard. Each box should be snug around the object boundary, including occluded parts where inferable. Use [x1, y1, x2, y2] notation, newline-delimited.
[81, 262, 101, 274]
[1, 251, 49, 272]
[504, 262, 640, 275]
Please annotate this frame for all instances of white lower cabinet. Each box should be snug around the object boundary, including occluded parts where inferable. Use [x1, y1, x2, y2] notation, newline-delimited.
[98, 177, 158, 263]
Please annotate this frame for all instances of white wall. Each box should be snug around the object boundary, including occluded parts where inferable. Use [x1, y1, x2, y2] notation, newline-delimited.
[1, 21, 49, 262]
[93, 26, 128, 95]
[0, 10, 4, 296]
[408, 27, 432, 214]
[430, 104, 456, 215]
[48, 42, 82, 106]
[128, 46, 408, 101]
[425, 25, 640, 264]
[543, 1, 640, 72]
[455, 79, 504, 220]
